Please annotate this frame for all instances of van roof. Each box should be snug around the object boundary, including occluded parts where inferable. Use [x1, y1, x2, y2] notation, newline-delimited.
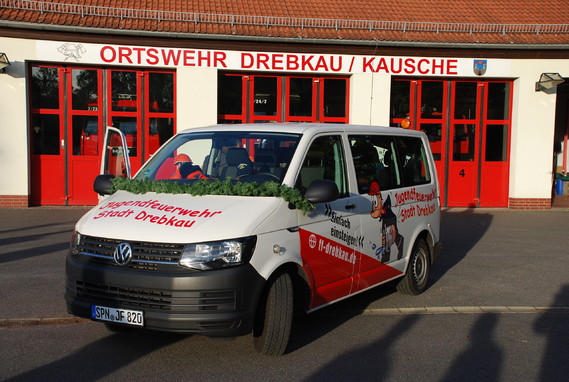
[177, 123, 426, 137]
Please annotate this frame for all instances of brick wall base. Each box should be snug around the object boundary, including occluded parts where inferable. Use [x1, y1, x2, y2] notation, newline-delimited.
[508, 198, 551, 210]
[0, 195, 30, 208]
[0, 195, 555, 210]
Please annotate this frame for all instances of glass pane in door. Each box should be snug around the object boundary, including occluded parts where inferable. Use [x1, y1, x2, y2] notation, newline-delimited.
[31, 113, 60, 155]
[31, 67, 60, 109]
[112, 116, 138, 157]
[420, 123, 443, 161]
[390, 80, 411, 119]
[253, 77, 278, 116]
[485, 124, 508, 162]
[112, 71, 138, 112]
[289, 77, 313, 117]
[218, 75, 243, 117]
[149, 72, 174, 113]
[72, 69, 99, 111]
[487, 82, 511, 120]
[453, 123, 476, 161]
[72, 115, 99, 156]
[454, 82, 477, 119]
[323, 78, 346, 118]
[420, 81, 443, 119]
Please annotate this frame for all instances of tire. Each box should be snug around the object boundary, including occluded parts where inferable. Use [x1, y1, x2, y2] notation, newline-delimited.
[396, 239, 430, 295]
[253, 272, 293, 356]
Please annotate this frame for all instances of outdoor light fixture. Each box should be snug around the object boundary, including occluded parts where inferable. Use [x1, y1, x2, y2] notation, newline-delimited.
[535, 72, 565, 92]
[0, 53, 10, 73]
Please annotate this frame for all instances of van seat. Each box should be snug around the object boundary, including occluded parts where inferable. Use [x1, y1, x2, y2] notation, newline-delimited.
[254, 150, 277, 173]
[221, 148, 253, 179]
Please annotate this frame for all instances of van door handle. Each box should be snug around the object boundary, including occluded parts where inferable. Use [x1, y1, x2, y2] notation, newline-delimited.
[345, 203, 356, 210]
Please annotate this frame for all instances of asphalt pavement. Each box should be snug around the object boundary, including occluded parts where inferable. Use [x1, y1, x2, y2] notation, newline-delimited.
[2, 206, 569, 381]
[1, 205, 569, 322]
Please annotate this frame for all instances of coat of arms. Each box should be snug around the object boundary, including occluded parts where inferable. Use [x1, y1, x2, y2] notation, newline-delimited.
[473, 59, 487, 76]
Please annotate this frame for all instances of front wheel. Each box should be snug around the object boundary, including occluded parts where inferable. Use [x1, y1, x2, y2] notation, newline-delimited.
[253, 272, 293, 356]
[396, 239, 430, 295]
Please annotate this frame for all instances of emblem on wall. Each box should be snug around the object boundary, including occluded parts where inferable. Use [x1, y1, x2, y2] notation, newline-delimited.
[57, 42, 86, 62]
[473, 59, 487, 76]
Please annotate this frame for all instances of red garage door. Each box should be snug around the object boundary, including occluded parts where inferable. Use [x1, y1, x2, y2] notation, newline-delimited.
[390, 78, 512, 207]
[30, 65, 175, 206]
[218, 73, 349, 124]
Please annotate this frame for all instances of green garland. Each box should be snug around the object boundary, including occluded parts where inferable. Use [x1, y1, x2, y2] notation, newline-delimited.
[111, 177, 314, 214]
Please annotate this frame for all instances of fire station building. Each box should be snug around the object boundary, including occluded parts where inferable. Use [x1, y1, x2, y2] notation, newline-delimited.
[1, 0, 568, 209]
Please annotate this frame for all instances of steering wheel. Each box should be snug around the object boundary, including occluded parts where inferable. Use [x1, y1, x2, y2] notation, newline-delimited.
[255, 172, 281, 181]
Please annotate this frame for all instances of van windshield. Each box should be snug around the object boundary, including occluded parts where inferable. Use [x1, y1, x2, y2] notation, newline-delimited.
[135, 131, 301, 184]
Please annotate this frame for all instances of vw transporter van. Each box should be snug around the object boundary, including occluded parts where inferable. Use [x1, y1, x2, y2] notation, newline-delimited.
[66, 123, 442, 356]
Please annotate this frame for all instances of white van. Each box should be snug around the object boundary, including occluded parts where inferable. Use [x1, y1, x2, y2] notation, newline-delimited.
[66, 123, 441, 355]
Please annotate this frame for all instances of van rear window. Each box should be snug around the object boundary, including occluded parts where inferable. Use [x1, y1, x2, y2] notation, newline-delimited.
[395, 136, 432, 187]
[349, 135, 431, 194]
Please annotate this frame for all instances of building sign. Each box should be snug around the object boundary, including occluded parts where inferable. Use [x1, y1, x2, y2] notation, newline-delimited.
[37, 41, 512, 77]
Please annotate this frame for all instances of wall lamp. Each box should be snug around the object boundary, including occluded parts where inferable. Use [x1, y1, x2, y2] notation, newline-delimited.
[0, 53, 10, 73]
[535, 72, 565, 92]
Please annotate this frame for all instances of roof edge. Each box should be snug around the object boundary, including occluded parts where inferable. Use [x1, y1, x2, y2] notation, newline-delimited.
[2, 0, 569, 35]
[2, 20, 569, 51]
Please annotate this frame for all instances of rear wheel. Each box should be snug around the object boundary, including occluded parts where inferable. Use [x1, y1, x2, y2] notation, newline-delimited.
[253, 272, 293, 356]
[396, 239, 430, 295]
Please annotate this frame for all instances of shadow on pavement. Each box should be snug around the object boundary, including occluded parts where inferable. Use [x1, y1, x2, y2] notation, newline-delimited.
[4, 329, 185, 382]
[0, 208, 86, 264]
[430, 208, 493, 284]
[0, 240, 70, 264]
[303, 315, 420, 381]
[442, 313, 503, 381]
[534, 284, 569, 381]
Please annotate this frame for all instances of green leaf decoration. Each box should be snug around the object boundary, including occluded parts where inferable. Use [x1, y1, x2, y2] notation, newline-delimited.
[110, 177, 314, 214]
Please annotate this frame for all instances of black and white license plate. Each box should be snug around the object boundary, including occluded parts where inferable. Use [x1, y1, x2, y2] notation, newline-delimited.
[91, 305, 144, 326]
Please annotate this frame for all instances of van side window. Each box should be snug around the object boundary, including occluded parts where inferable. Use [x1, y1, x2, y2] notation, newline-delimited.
[296, 135, 348, 197]
[349, 135, 402, 194]
[395, 136, 432, 186]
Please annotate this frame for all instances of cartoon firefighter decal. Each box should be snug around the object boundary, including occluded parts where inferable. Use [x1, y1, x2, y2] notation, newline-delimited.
[368, 181, 404, 263]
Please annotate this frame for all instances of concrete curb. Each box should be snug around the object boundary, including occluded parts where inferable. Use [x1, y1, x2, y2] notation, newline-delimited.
[3, 306, 569, 328]
[321, 306, 569, 317]
[0, 316, 90, 328]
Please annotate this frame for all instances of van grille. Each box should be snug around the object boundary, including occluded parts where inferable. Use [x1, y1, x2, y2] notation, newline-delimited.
[74, 280, 237, 312]
[77, 235, 185, 271]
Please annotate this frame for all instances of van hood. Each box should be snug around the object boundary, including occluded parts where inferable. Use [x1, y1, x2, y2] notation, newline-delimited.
[76, 191, 282, 243]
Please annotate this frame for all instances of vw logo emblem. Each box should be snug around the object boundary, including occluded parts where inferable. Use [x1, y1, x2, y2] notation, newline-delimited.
[114, 242, 133, 266]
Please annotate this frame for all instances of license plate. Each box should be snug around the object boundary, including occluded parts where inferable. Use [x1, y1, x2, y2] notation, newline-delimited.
[91, 305, 144, 327]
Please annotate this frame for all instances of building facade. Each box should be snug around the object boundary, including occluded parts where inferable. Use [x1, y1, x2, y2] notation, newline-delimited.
[1, 0, 568, 208]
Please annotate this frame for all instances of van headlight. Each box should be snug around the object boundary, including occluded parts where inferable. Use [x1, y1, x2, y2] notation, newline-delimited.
[179, 236, 256, 270]
[70, 230, 81, 256]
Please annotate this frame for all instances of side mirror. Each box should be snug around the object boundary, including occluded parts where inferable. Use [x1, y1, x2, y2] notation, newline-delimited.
[304, 179, 339, 204]
[94, 174, 115, 195]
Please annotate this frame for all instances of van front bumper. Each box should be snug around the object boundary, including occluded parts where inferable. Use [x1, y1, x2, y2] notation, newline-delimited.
[65, 254, 266, 336]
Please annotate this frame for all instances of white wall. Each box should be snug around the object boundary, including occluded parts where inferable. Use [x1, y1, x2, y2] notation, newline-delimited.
[350, 73, 391, 127]
[0, 37, 35, 197]
[176, 67, 218, 131]
[509, 60, 569, 199]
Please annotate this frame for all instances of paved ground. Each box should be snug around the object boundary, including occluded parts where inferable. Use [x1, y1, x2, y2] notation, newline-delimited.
[2, 206, 569, 381]
[1, 205, 569, 323]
